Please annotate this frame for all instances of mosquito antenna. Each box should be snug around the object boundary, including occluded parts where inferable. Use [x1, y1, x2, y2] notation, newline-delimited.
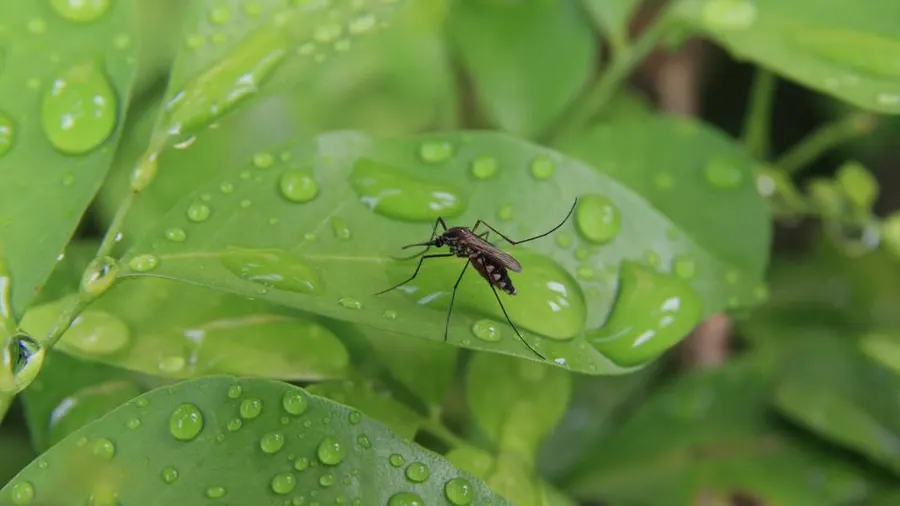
[475, 199, 577, 247]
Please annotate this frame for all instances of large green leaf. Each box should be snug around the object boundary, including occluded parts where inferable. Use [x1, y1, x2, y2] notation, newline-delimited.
[672, 0, 900, 114]
[582, 0, 644, 48]
[448, 0, 596, 137]
[0, 0, 140, 317]
[119, 129, 764, 373]
[0, 428, 34, 487]
[307, 379, 424, 440]
[1, 376, 509, 505]
[565, 356, 872, 506]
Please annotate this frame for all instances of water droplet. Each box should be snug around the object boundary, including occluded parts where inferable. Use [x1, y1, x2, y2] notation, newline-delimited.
[313, 23, 343, 43]
[382, 309, 398, 320]
[470, 154, 498, 179]
[279, 170, 319, 203]
[672, 255, 696, 279]
[294, 456, 310, 471]
[701, 0, 757, 30]
[90, 437, 115, 460]
[50, 0, 110, 22]
[161, 466, 179, 484]
[252, 151, 274, 169]
[876, 92, 900, 107]
[555, 232, 572, 249]
[497, 204, 513, 221]
[165, 227, 187, 242]
[339, 297, 362, 310]
[271, 472, 296, 494]
[588, 261, 702, 366]
[704, 157, 745, 189]
[209, 5, 232, 24]
[530, 154, 555, 180]
[348, 411, 362, 424]
[444, 478, 474, 505]
[282, 390, 308, 415]
[126, 418, 141, 429]
[418, 140, 454, 163]
[169, 403, 204, 441]
[331, 216, 351, 240]
[226, 418, 242, 431]
[205, 486, 226, 499]
[187, 201, 211, 222]
[389, 454, 405, 467]
[27, 18, 47, 34]
[388, 492, 424, 506]
[185, 33, 205, 50]
[405, 462, 430, 483]
[319, 473, 335, 487]
[239, 199, 252, 208]
[471, 319, 502, 342]
[128, 254, 158, 272]
[317, 436, 346, 465]
[576, 265, 594, 280]
[226, 384, 243, 399]
[356, 434, 371, 449]
[10, 481, 34, 505]
[0, 112, 14, 157]
[575, 195, 621, 244]
[348, 13, 377, 34]
[61, 310, 130, 356]
[644, 250, 661, 267]
[221, 247, 323, 294]
[349, 160, 466, 222]
[80, 256, 118, 295]
[260, 431, 285, 453]
[240, 398, 263, 419]
[41, 59, 117, 155]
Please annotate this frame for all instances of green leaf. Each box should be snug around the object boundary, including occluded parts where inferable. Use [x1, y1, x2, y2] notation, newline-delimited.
[21, 277, 349, 381]
[0, 428, 35, 487]
[0, 0, 140, 317]
[672, 0, 900, 114]
[448, 0, 596, 137]
[582, 0, 643, 48]
[860, 332, 900, 376]
[465, 353, 571, 460]
[773, 335, 900, 476]
[566, 356, 872, 506]
[0, 376, 509, 505]
[119, 130, 762, 372]
[306, 379, 424, 440]
[21, 352, 147, 453]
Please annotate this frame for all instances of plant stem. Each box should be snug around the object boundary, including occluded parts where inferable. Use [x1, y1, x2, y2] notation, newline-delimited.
[422, 417, 469, 450]
[775, 113, 877, 175]
[95, 190, 136, 259]
[546, 3, 675, 145]
[741, 68, 776, 159]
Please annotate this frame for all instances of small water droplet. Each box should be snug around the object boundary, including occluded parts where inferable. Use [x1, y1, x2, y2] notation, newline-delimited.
[253, 151, 274, 168]
[165, 227, 187, 242]
[227, 384, 243, 398]
[389, 453, 405, 467]
[41, 59, 118, 155]
[209, 5, 232, 24]
[260, 431, 285, 454]
[294, 456, 310, 471]
[226, 418, 242, 431]
[471, 319, 502, 342]
[186, 201, 211, 222]
[50, 0, 111, 23]
[356, 434, 371, 449]
[382, 309, 397, 320]
[169, 403, 204, 441]
[672, 255, 696, 279]
[221, 247, 323, 294]
[205, 486, 226, 499]
[348, 13, 377, 34]
[319, 473, 335, 487]
[317, 436, 346, 465]
[10, 481, 34, 505]
[576, 265, 594, 280]
[271, 472, 296, 494]
[279, 170, 319, 203]
[348, 411, 362, 424]
[185, 33, 205, 49]
[339, 297, 362, 310]
[61, 310, 130, 356]
[90, 437, 115, 460]
[701, 0, 757, 30]
[331, 216, 351, 240]
[418, 140, 454, 163]
[239, 199, 252, 208]
[470, 154, 498, 179]
[0, 112, 14, 157]
[240, 398, 263, 419]
[405, 462, 430, 483]
[388, 492, 424, 506]
[126, 418, 141, 429]
[80, 256, 118, 295]
[575, 195, 621, 244]
[704, 157, 745, 189]
[444, 478, 474, 505]
[530, 154, 555, 180]
[555, 232, 572, 249]
[161, 466, 179, 484]
[282, 390, 308, 415]
[128, 254, 159, 272]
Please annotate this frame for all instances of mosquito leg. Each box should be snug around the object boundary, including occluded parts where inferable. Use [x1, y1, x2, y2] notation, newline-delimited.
[490, 284, 545, 360]
[374, 253, 454, 296]
[444, 259, 471, 343]
[474, 199, 577, 246]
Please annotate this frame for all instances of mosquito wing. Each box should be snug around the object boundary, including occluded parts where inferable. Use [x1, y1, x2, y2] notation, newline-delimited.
[464, 232, 522, 272]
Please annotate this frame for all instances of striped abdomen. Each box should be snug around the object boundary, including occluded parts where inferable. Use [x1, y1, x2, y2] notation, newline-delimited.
[471, 254, 517, 295]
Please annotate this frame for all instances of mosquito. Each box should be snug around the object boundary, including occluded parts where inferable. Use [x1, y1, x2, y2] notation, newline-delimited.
[374, 200, 578, 359]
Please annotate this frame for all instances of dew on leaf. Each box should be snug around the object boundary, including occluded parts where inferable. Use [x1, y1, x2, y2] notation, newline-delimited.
[90, 437, 115, 460]
[253, 151, 274, 168]
[704, 157, 744, 189]
[186, 201, 211, 222]
[169, 403, 204, 441]
[382, 309, 398, 320]
[50, 0, 111, 23]
[125, 417, 141, 430]
[240, 398, 263, 419]
[356, 434, 371, 449]
[349, 160, 465, 222]
[575, 194, 621, 244]
[294, 456, 310, 472]
[319, 473, 335, 487]
[388, 454, 405, 467]
[221, 247, 323, 294]
[10, 481, 34, 505]
[471, 319, 502, 343]
[348, 13, 377, 34]
[62, 310, 130, 356]
[348, 411, 362, 424]
[128, 254, 159, 272]
[282, 390, 308, 416]
[405, 462, 430, 483]
[576, 265, 594, 281]
[271, 472, 296, 494]
[388, 492, 424, 506]
[205, 486, 226, 498]
[226, 418, 242, 431]
[470, 154, 498, 179]
[41, 59, 118, 155]
[444, 478, 474, 505]
[529, 154, 555, 180]
[418, 140, 453, 163]
[0, 112, 14, 157]
[339, 297, 362, 310]
[165, 227, 187, 242]
[260, 431, 285, 454]
[161, 466, 179, 484]
[80, 256, 118, 295]
[331, 216, 351, 240]
[227, 384, 243, 398]
[317, 436, 346, 465]
[279, 170, 319, 203]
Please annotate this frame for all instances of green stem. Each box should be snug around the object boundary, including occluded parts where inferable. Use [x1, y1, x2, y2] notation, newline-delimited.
[775, 113, 877, 175]
[741, 68, 776, 159]
[546, 3, 675, 145]
[422, 418, 469, 450]
[95, 190, 137, 259]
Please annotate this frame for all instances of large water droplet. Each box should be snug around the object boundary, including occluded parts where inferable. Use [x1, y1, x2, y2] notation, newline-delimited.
[50, 0, 110, 23]
[575, 195, 621, 244]
[471, 319, 502, 343]
[704, 157, 744, 189]
[80, 256, 118, 295]
[128, 254, 159, 273]
[240, 398, 263, 419]
[169, 403, 204, 441]
[279, 170, 319, 203]
[588, 261, 702, 366]
[260, 431, 285, 453]
[418, 140, 454, 163]
[701, 0, 757, 30]
[444, 478, 474, 505]
[317, 436, 346, 465]
[529, 154, 555, 180]
[282, 390, 308, 416]
[388, 492, 424, 506]
[2, 333, 45, 394]
[470, 154, 498, 180]
[349, 159, 466, 222]
[405, 462, 430, 483]
[221, 247, 323, 294]
[10, 481, 34, 505]
[61, 310, 130, 356]
[0, 112, 14, 157]
[41, 59, 117, 155]
[271, 472, 296, 494]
